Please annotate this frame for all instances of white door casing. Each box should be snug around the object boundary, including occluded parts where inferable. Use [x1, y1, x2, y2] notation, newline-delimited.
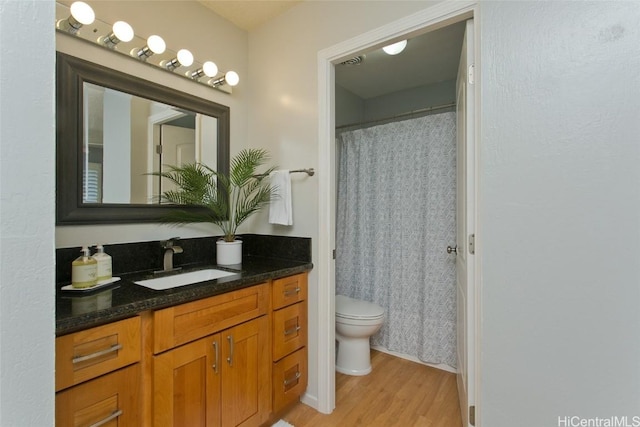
[317, 1, 479, 418]
[456, 18, 476, 427]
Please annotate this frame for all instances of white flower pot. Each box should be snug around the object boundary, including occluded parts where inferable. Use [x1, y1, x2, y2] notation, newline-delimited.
[216, 240, 242, 265]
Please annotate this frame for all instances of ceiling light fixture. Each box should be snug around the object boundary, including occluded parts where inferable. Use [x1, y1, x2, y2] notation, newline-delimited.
[57, 1, 95, 34]
[189, 61, 218, 80]
[99, 21, 134, 48]
[131, 35, 166, 60]
[161, 49, 194, 71]
[382, 39, 407, 55]
[210, 71, 240, 88]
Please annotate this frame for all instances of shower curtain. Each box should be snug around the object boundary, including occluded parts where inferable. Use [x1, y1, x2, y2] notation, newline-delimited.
[336, 111, 457, 368]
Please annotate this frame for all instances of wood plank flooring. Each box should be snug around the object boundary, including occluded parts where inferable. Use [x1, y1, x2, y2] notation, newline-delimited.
[282, 350, 462, 427]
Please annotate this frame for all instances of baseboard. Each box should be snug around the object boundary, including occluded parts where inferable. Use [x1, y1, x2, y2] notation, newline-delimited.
[300, 392, 322, 412]
[370, 345, 457, 374]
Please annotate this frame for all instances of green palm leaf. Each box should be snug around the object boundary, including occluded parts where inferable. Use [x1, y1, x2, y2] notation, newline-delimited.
[149, 148, 276, 241]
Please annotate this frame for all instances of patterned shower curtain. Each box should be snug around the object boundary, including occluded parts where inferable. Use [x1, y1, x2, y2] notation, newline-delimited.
[336, 111, 457, 368]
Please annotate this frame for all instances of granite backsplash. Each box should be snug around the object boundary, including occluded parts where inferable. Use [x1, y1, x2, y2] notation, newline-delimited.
[56, 234, 311, 285]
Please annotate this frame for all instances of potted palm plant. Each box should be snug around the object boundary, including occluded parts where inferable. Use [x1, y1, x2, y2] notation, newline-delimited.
[153, 148, 276, 265]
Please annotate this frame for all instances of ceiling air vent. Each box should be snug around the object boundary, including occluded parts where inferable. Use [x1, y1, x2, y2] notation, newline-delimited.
[339, 55, 365, 66]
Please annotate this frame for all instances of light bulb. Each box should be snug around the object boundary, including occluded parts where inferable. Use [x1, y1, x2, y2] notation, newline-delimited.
[57, 1, 94, 34]
[177, 49, 194, 67]
[101, 21, 134, 48]
[147, 35, 166, 54]
[131, 35, 165, 60]
[225, 71, 240, 86]
[382, 40, 407, 55]
[70, 1, 95, 26]
[112, 21, 134, 43]
[162, 49, 194, 71]
[190, 61, 219, 79]
[202, 61, 218, 77]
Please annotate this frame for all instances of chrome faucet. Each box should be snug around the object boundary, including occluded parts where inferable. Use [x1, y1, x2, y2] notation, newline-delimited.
[157, 237, 183, 273]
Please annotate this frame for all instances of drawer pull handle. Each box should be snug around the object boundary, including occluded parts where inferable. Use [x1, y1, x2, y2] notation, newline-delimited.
[72, 344, 122, 364]
[88, 409, 123, 427]
[283, 371, 301, 387]
[212, 341, 219, 373]
[284, 325, 301, 336]
[227, 335, 234, 366]
[283, 287, 301, 297]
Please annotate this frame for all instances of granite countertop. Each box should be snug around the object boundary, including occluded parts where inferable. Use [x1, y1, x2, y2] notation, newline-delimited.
[56, 256, 312, 336]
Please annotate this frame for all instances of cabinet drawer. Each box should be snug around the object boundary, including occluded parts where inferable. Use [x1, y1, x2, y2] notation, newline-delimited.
[154, 283, 268, 354]
[56, 364, 141, 426]
[273, 347, 307, 413]
[56, 316, 141, 392]
[273, 301, 307, 361]
[272, 273, 307, 310]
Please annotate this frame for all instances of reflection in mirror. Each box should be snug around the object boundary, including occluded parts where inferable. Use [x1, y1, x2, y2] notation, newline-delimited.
[82, 82, 218, 204]
[56, 52, 230, 224]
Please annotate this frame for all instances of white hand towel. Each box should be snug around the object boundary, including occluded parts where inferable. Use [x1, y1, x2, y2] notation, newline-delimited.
[269, 170, 293, 226]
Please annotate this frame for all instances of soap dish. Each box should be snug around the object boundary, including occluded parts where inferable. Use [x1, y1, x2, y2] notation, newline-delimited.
[61, 277, 121, 292]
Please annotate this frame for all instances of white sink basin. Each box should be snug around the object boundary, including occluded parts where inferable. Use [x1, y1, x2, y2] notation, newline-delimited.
[134, 269, 237, 291]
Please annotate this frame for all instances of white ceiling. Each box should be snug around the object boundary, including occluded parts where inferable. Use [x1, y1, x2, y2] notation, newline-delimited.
[335, 22, 467, 100]
[196, 1, 466, 100]
[197, 0, 302, 31]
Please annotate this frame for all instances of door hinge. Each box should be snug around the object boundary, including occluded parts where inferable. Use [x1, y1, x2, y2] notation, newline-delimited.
[469, 405, 476, 425]
[468, 64, 475, 85]
[156, 144, 163, 154]
[468, 234, 475, 255]
[332, 249, 336, 260]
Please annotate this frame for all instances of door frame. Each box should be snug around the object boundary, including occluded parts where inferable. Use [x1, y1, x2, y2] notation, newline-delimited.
[316, 0, 481, 421]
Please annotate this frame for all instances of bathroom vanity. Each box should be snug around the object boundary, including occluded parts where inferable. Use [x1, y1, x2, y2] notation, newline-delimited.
[55, 236, 311, 427]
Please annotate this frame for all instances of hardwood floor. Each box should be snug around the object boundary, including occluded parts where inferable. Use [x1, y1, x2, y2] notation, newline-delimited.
[282, 350, 462, 427]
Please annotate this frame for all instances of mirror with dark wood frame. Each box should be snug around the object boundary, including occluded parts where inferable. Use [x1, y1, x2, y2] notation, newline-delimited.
[56, 51, 230, 225]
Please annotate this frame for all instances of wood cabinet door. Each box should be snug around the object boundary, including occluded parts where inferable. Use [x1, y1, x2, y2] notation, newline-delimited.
[153, 335, 221, 427]
[220, 316, 270, 427]
[56, 364, 140, 426]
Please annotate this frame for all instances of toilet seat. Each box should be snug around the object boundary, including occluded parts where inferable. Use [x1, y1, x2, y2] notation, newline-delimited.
[335, 295, 384, 320]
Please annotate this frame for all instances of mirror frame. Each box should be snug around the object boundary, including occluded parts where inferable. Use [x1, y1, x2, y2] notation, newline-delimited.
[56, 52, 230, 225]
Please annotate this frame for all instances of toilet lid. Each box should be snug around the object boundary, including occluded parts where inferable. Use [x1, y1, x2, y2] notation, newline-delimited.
[335, 295, 385, 320]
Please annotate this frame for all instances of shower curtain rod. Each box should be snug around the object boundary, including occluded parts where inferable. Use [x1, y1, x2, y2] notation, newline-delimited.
[335, 102, 456, 130]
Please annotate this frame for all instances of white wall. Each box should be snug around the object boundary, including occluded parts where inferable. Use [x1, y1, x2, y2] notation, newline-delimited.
[250, 0, 640, 423]
[0, 0, 56, 425]
[335, 85, 364, 127]
[363, 79, 455, 122]
[55, 0, 249, 247]
[336, 80, 456, 127]
[479, 1, 640, 425]
[246, 0, 441, 410]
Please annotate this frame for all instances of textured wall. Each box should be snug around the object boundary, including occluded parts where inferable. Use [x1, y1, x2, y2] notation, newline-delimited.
[0, 0, 56, 424]
[480, 2, 640, 425]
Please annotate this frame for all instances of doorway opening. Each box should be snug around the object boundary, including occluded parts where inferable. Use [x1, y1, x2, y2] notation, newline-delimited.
[316, 2, 479, 426]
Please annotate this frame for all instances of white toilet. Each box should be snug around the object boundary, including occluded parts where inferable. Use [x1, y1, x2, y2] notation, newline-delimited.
[335, 294, 385, 376]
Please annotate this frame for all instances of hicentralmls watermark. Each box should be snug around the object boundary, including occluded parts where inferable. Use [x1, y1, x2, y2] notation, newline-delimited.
[558, 416, 640, 427]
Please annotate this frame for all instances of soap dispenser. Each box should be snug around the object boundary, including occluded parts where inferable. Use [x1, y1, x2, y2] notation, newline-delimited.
[92, 244, 112, 283]
[71, 246, 98, 288]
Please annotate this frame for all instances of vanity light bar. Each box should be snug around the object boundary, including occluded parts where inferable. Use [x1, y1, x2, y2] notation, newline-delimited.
[55, 1, 239, 94]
